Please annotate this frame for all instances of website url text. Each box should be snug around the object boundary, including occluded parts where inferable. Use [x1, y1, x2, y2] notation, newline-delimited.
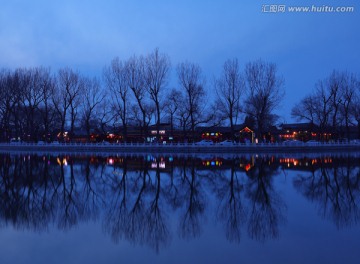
[262, 5, 355, 13]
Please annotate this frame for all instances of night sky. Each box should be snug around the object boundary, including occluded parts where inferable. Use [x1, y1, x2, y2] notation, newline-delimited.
[1, 0, 359, 122]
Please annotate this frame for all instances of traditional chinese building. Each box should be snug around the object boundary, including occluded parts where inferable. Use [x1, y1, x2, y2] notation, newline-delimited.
[279, 122, 318, 141]
[196, 125, 255, 143]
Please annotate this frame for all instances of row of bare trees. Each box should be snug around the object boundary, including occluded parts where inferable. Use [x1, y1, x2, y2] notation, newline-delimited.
[0, 67, 107, 141]
[214, 59, 284, 139]
[292, 71, 360, 138]
[0, 49, 285, 142]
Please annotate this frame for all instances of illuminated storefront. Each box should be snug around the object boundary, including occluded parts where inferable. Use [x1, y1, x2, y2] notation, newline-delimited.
[238, 126, 254, 143]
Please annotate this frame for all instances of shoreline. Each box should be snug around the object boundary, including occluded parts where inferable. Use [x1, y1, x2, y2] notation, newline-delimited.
[1, 142, 359, 155]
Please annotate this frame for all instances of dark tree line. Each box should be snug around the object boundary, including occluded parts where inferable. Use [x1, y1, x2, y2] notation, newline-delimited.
[292, 71, 360, 139]
[0, 50, 285, 142]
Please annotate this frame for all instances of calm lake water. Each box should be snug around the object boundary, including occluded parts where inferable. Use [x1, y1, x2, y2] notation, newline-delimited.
[0, 152, 360, 264]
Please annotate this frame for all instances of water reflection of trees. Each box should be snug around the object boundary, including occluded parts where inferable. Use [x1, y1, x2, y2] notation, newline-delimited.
[214, 159, 246, 243]
[245, 157, 286, 241]
[176, 158, 207, 240]
[1, 153, 359, 252]
[0, 154, 107, 232]
[103, 157, 170, 252]
[293, 156, 360, 228]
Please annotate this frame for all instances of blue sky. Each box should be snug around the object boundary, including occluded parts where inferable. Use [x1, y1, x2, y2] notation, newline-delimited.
[1, 0, 359, 122]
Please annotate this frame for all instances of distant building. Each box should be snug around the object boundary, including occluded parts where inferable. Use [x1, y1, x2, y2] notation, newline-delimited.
[278, 122, 359, 142]
[279, 122, 320, 141]
[196, 125, 255, 143]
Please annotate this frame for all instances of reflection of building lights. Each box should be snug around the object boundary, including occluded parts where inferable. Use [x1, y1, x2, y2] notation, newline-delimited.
[151, 162, 166, 169]
[280, 157, 333, 167]
[151, 130, 166, 135]
[202, 159, 223, 167]
[57, 157, 68, 166]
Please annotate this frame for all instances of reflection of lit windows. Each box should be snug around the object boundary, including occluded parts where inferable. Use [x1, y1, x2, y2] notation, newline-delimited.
[151, 162, 166, 169]
[202, 159, 222, 167]
[150, 130, 166, 135]
[56, 157, 68, 166]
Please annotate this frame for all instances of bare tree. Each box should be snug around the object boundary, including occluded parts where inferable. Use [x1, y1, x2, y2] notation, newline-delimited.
[292, 77, 333, 135]
[176, 101, 191, 141]
[328, 71, 344, 129]
[97, 97, 115, 136]
[291, 95, 317, 123]
[313, 81, 333, 134]
[81, 77, 106, 140]
[126, 55, 148, 141]
[292, 70, 359, 139]
[8, 69, 27, 139]
[37, 67, 56, 140]
[145, 48, 171, 137]
[339, 72, 358, 138]
[0, 69, 20, 141]
[244, 60, 284, 139]
[352, 93, 360, 138]
[215, 58, 245, 140]
[53, 68, 83, 139]
[19, 68, 39, 141]
[177, 62, 207, 141]
[0, 69, 13, 141]
[104, 57, 129, 141]
[163, 88, 183, 139]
